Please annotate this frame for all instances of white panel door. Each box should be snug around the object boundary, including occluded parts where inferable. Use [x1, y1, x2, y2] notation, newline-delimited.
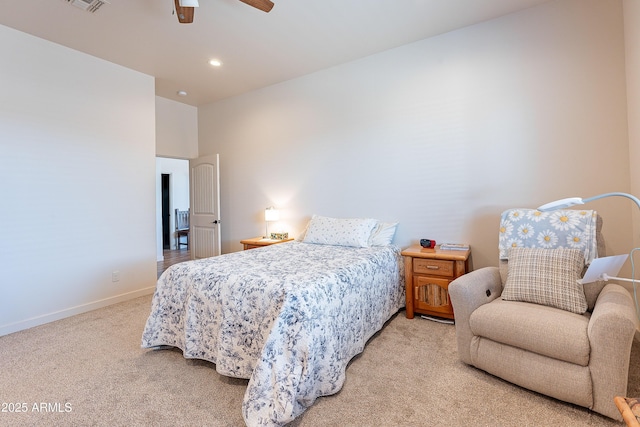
[189, 154, 221, 259]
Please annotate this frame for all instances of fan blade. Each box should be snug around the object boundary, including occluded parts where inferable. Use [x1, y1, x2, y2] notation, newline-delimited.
[174, 0, 194, 23]
[238, 0, 274, 13]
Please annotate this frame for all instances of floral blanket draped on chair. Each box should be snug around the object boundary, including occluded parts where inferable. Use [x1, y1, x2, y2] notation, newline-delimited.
[498, 208, 598, 264]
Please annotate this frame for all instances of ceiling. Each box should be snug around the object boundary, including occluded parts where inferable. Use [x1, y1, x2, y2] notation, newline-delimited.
[0, 0, 552, 107]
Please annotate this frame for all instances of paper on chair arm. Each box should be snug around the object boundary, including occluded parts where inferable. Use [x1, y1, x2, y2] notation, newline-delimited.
[577, 254, 629, 285]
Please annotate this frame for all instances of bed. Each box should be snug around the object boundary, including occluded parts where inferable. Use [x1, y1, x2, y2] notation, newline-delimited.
[141, 217, 404, 426]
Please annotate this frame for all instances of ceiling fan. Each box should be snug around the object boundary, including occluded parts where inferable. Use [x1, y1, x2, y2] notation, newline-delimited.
[174, 0, 274, 24]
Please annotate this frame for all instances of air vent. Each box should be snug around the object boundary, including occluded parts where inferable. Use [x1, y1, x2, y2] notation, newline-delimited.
[66, 0, 109, 13]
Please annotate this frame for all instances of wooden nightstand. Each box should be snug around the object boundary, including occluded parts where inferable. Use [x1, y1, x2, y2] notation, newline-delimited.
[240, 236, 294, 250]
[401, 244, 471, 320]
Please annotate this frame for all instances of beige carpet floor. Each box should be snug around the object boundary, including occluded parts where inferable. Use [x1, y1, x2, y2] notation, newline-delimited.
[0, 294, 637, 426]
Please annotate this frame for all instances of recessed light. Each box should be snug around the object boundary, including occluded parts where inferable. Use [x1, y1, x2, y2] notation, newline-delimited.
[209, 59, 222, 67]
[177, 90, 188, 96]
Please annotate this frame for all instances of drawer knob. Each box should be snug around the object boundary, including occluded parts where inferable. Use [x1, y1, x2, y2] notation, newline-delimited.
[427, 265, 439, 270]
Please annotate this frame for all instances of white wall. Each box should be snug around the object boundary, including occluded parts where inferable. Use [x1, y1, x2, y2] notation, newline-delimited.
[156, 157, 190, 260]
[624, 0, 640, 249]
[156, 96, 198, 159]
[198, 0, 632, 270]
[0, 24, 157, 336]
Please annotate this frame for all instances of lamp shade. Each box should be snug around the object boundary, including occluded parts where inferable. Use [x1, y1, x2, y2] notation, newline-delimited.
[265, 207, 279, 222]
[538, 192, 640, 212]
[537, 197, 584, 211]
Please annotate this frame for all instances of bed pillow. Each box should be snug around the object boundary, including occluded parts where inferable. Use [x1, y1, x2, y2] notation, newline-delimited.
[302, 215, 377, 247]
[369, 222, 398, 246]
[501, 247, 587, 314]
[295, 220, 310, 242]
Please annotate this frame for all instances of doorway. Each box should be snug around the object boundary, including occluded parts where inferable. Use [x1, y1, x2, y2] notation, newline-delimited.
[161, 174, 171, 250]
[156, 157, 190, 262]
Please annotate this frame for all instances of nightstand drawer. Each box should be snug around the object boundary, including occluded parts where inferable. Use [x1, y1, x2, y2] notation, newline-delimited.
[413, 259, 454, 277]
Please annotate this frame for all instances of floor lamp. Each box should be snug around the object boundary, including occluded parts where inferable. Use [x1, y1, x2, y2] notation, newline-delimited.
[537, 192, 640, 320]
[539, 192, 640, 424]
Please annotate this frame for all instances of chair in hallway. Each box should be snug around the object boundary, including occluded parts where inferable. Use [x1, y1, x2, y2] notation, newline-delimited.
[175, 208, 190, 249]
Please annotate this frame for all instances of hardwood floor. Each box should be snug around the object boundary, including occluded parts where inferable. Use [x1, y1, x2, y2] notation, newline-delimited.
[157, 248, 191, 278]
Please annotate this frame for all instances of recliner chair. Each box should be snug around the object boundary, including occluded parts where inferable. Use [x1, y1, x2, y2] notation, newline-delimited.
[449, 208, 638, 420]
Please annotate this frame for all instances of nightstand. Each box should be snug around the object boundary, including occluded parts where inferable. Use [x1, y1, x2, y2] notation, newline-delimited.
[240, 236, 294, 250]
[401, 244, 471, 320]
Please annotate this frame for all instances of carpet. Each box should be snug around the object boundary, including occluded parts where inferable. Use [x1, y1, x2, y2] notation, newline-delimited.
[0, 295, 637, 426]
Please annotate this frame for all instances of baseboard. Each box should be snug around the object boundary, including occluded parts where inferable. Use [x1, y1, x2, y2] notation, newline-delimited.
[0, 287, 156, 337]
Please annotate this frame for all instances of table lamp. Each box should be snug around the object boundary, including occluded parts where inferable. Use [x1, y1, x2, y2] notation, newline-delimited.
[264, 207, 279, 239]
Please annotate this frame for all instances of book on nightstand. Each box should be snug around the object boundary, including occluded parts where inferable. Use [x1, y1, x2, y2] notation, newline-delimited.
[439, 243, 470, 251]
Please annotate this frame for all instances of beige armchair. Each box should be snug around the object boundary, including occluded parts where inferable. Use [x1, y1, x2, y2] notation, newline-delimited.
[449, 209, 638, 420]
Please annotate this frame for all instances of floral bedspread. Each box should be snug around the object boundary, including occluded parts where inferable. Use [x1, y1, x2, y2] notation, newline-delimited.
[141, 241, 405, 426]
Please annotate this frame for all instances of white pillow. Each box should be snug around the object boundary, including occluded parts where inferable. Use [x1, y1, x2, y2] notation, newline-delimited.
[369, 221, 398, 246]
[295, 220, 310, 242]
[302, 215, 377, 247]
